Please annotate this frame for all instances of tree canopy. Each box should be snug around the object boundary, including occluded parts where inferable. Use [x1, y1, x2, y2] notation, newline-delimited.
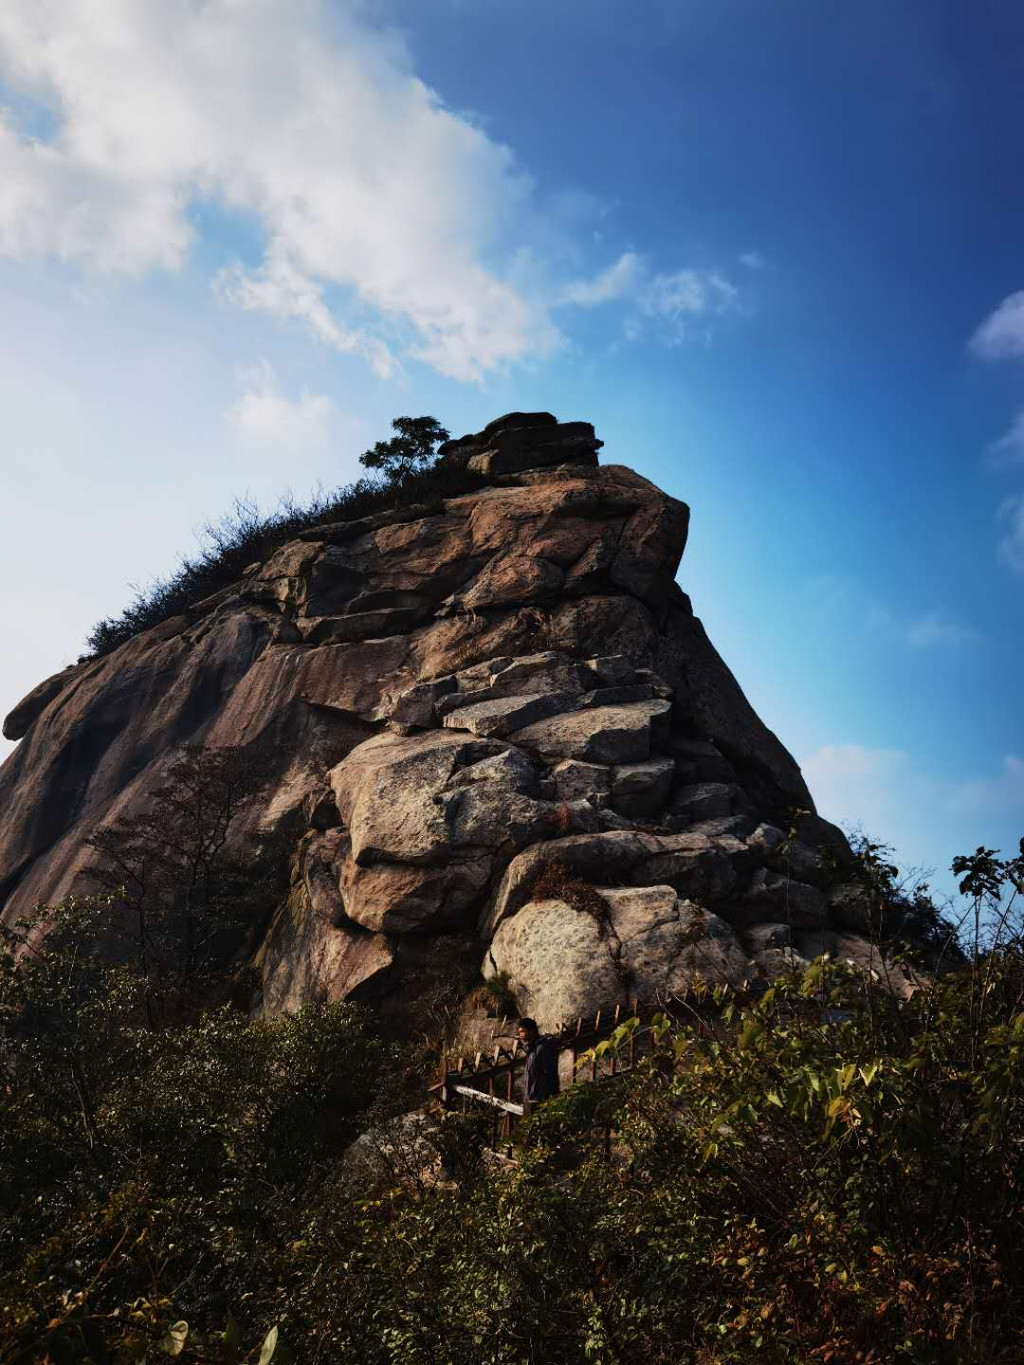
[358, 415, 450, 485]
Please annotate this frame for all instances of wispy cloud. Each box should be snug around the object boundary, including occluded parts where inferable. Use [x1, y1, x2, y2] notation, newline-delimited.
[905, 611, 978, 649]
[969, 290, 1024, 361]
[804, 742, 1024, 820]
[559, 251, 645, 306]
[226, 361, 334, 446]
[739, 251, 765, 270]
[640, 268, 741, 341]
[969, 293, 1024, 574]
[986, 408, 1024, 468]
[216, 252, 398, 380]
[997, 493, 1024, 575]
[561, 252, 746, 346]
[806, 576, 977, 651]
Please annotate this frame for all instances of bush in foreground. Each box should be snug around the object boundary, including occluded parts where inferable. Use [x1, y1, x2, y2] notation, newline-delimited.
[2, 841, 1023, 1363]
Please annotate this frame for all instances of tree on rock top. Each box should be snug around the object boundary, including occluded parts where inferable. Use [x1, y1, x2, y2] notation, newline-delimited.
[359, 415, 450, 488]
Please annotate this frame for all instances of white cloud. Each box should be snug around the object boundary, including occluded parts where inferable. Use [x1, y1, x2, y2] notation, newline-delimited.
[997, 493, 1024, 574]
[739, 251, 765, 269]
[987, 409, 1024, 467]
[0, 0, 561, 382]
[560, 253, 745, 347]
[226, 361, 333, 445]
[560, 251, 645, 306]
[801, 742, 1024, 882]
[638, 268, 741, 343]
[643, 268, 739, 318]
[0, 1, 764, 382]
[968, 299, 1024, 577]
[217, 250, 397, 380]
[969, 290, 1024, 361]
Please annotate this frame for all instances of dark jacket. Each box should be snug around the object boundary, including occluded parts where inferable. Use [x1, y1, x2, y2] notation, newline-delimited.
[523, 1034, 560, 1104]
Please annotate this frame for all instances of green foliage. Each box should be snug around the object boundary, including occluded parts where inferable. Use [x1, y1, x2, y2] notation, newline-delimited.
[462, 970, 519, 1019]
[358, 415, 450, 487]
[0, 896, 400, 1363]
[329, 941, 1024, 1363]
[844, 827, 961, 963]
[5, 842, 1024, 1362]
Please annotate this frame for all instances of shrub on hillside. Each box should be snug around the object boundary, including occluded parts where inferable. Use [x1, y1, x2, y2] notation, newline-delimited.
[85, 421, 481, 659]
[0, 895, 403, 1363]
[3, 840, 1022, 1363]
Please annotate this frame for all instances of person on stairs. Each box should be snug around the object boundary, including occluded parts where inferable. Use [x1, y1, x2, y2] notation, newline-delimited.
[517, 1017, 560, 1107]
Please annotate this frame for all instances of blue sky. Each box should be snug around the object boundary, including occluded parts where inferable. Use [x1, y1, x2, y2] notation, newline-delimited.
[1, 0, 1022, 898]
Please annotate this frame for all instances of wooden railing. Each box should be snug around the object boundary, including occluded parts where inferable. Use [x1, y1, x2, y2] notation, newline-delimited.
[432, 998, 669, 1148]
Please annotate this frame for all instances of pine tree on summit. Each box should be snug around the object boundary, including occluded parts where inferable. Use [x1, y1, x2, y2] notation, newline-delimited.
[358, 415, 450, 488]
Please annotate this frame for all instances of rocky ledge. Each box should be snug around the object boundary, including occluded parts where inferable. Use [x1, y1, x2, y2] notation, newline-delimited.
[0, 412, 899, 1028]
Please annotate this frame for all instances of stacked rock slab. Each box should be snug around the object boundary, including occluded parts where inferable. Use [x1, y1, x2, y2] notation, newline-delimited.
[0, 412, 892, 1027]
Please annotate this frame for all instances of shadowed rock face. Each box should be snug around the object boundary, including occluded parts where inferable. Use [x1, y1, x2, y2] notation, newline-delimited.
[0, 411, 874, 1025]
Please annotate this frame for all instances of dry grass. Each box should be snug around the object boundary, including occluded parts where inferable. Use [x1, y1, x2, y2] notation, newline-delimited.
[532, 860, 614, 938]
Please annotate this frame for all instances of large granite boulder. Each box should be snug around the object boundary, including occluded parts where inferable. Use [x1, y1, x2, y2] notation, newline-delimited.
[484, 884, 749, 1030]
[1, 410, 883, 1027]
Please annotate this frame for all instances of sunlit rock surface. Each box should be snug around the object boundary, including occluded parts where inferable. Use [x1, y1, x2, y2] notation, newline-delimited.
[1, 411, 877, 1025]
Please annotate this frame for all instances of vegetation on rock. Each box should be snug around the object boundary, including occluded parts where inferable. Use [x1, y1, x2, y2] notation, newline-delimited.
[84, 416, 471, 658]
[358, 415, 451, 487]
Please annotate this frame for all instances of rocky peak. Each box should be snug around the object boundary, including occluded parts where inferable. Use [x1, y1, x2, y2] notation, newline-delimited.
[0, 412, 898, 1027]
[437, 411, 603, 477]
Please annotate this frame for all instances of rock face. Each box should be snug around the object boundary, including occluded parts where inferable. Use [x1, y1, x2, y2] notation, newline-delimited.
[0, 411, 875, 1027]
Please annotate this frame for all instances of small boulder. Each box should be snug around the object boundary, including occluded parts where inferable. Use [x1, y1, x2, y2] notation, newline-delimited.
[730, 868, 827, 929]
[667, 782, 736, 825]
[792, 929, 915, 998]
[468, 422, 603, 477]
[610, 757, 675, 819]
[586, 655, 636, 687]
[490, 651, 590, 697]
[743, 921, 793, 953]
[480, 411, 558, 439]
[442, 691, 577, 739]
[640, 831, 743, 905]
[553, 759, 610, 804]
[447, 746, 539, 795]
[511, 698, 672, 765]
[608, 890, 749, 999]
[746, 822, 835, 888]
[485, 896, 623, 1030]
[485, 884, 748, 1029]
[482, 829, 659, 933]
[389, 676, 458, 728]
[829, 882, 876, 934]
[340, 855, 492, 933]
[330, 732, 499, 866]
